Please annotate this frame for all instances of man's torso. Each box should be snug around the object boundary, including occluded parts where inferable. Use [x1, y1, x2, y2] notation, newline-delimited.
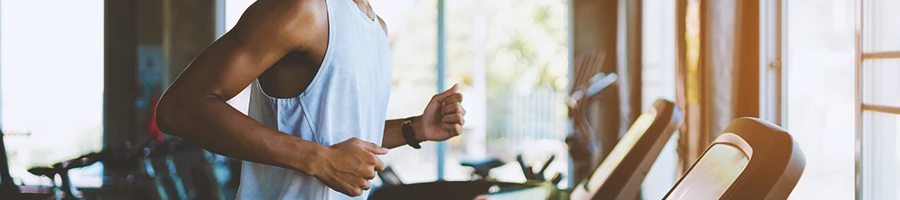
[237, 0, 392, 199]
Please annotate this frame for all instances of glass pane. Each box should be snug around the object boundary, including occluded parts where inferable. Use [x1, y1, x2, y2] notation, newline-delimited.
[0, 1, 104, 187]
[785, 0, 855, 199]
[640, 0, 678, 198]
[861, 111, 899, 199]
[863, 0, 900, 52]
[862, 58, 900, 107]
[371, 0, 439, 184]
[444, 0, 570, 185]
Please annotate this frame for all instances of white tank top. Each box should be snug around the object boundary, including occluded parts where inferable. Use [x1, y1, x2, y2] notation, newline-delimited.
[236, 0, 392, 199]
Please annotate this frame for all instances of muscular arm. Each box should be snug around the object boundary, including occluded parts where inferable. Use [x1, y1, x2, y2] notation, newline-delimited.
[157, 0, 329, 178]
[159, 1, 396, 196]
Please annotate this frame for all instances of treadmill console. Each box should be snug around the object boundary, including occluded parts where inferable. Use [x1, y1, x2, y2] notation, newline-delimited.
[663, 117, 806, 200]
[570, 99, 683, 200]
[665, 144, 749, 199]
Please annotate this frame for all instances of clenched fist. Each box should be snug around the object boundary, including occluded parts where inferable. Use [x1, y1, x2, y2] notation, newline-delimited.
[312, 137, 387, 197]
[416, 84, 466, 141]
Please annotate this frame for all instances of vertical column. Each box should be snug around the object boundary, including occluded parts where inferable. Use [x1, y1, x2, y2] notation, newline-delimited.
[162, 0, 218, 85]
[103, 1, 139, 197]
[104, 0, 138, 147]
[853, 0, 862, 198]
[466, 0, 488, 160]
[572, 0, 620, 183]
[622, 0, 643, 128]
[436, 0, 447, 181]
[733, 0, 760, 119]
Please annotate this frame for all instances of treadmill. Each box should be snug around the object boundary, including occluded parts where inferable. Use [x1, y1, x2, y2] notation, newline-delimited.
[663, 117, 805, 200]
[568, 99, 683, 200]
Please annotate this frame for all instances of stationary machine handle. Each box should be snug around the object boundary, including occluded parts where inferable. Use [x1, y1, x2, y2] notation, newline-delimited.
[535, 155, 556, 181]
[516, 155, 534, 180]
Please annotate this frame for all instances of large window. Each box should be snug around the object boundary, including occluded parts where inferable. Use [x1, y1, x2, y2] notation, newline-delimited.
[0, 1, 105, 187]
[639, 0, 678, 198]
[859, 0, 900, 199]
[784, 0, 855, 199]
[442, 0, 570, 184]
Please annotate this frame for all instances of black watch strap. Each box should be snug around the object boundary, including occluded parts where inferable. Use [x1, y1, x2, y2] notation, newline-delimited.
[402, 117, 422, 149]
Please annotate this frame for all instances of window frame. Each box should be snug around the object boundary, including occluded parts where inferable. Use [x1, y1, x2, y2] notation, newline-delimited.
[855, 0, 900, 199]
[759, 0, 784, 127]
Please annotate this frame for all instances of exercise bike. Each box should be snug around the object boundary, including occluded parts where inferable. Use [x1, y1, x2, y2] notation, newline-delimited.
[26, 138, 154, 200]
[26, 136, 224, 200]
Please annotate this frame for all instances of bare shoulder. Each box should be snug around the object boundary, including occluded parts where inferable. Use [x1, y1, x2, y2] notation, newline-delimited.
[227, 0, 328, 48]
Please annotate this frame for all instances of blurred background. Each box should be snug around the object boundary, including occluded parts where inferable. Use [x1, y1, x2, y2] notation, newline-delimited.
[0, 0, 897, 199]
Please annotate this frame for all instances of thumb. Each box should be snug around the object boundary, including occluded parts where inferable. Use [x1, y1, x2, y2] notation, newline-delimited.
[433, 84, 460, 101]
[362, 141, 389, 155]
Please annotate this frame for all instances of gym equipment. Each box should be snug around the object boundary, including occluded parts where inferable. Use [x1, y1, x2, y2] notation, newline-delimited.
[663, 117, 806, 200]
[27, 138, 152, 200]
[25, 136, 225, 200]
[376, 166, 404, 187]
[459, 157, 505, 180]
[516, 155, 561, 183]
[369, 155, 561, 200]
[566, 51, 610, 183]
[569, 99, 683, 200]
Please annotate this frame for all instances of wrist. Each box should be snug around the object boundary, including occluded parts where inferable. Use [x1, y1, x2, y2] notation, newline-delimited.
[299, 144, 330, 177]
[412, 116, 427, 141]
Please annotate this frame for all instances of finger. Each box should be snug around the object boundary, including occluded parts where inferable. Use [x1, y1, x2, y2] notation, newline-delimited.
[338, 184, 363, 197]
[442, 124, 463, 136]
[441, 102, 464, 115]
[374, 157, 386, 172]
[361, 141, 389, 155]
[362, 180, 372, 190]
[432, 83, 460, 101]
[348, 187, 363, 197]
[442, 93, 463, 104]
[364, 168, 377, 179]
[442, 113, 465, 125]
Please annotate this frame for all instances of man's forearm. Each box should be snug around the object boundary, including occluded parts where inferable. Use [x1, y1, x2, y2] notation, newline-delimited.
[157, 97, 327, 176]
[382, 116, 426, 149]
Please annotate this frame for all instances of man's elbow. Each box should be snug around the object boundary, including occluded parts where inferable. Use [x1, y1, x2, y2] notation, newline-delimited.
[155, 96, 183, 136]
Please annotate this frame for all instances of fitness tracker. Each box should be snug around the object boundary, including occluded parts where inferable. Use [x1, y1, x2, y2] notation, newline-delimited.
[402, 116, 422, 149]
